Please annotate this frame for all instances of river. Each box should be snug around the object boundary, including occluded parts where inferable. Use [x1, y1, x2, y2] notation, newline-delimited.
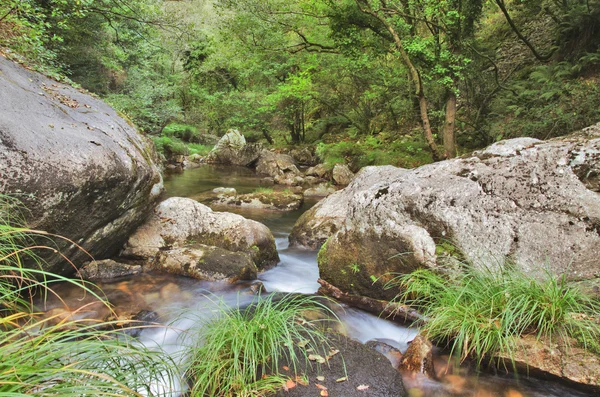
[41, 164, 595, 397]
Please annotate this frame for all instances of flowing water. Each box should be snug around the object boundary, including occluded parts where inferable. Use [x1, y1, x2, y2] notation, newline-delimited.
[43, 165, 595, 397]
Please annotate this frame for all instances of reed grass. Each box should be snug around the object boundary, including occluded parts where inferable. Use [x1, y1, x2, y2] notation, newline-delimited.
[186, 293, 334, 397]
[389, 264, 600, 366]
[0, 195, 180, 396]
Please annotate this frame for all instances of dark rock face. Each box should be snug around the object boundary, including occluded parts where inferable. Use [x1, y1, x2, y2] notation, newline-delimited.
[0, 56, 162, 276]
[292, 131, 600, 300]
[275, 332, 407, 397]
[78, 259, 142, 280]
[152, 246, 257, 282]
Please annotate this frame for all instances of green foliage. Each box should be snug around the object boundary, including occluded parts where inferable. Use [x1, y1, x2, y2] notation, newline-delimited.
[489, 63, 600, 140]
[186, 293, 333, 397]
[151, 136, 189, 158]
[0, 195, 180, 395]
[316, 133, 432, 170]
[389, 265, 600, 366]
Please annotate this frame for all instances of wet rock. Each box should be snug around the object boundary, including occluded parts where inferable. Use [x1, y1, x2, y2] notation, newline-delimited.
[215, 191, 304, 211]
[398, 334, 435, 377]
[303, 183, 337, 197]
[213, 187, 237, 196]
[310, 129, 600, 299]
[305, 164, 330, 179]
[121, 197, 279, 270]
[366, 339, 404, 369]
[78, 259, 142, 281]
[289, 166, 406, 249]
[153, 246, 257, 282]
[256, 151, 301, 178]
[205, 129, 265, 166]
[275, 332, 407, 397]
[274, 173, 305, 186]
[495, 334, 600, 388]
[0, 55, 163, 276]
[122, 310, 160, 338]
[332, 163, 355, 185]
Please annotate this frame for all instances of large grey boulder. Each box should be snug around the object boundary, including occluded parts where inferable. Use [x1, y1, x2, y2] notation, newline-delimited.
[121, 197, 279, 271]
[289, 166, 407, 249]
[0, 56, 162, 276]
[298, 128, 600, 299]
[205, 129, 264, 166]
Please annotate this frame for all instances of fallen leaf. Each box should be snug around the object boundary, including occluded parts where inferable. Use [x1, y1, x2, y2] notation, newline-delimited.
[297, 339, 310, 348]
[308, 354, 326, 364]
[282, 365, 289, 371]
[326, 348, 340, 360]
[357, 384, 370, 391]
[315, 383, 327, 390]
[295, 376, 308, 386]
[316, 376, 325, 381]
[320, 390, 328, 396]
[284, 379, 296, 390]
[336, 376, 348, 383]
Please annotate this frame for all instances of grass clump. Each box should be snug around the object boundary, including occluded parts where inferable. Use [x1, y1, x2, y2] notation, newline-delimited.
[390, 265, 600, 366]
[253, 187, 275, 194]
[0, 195, 180, 395]
[151, 135, 189, 158]
[186, 293, 333, 397]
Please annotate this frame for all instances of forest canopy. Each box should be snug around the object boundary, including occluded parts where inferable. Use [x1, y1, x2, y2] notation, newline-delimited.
[2, 0, 599, 164]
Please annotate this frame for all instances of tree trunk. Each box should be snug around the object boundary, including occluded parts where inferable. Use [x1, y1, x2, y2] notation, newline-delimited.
[355, 0, 442, 160]
[443, 91, 457, 159]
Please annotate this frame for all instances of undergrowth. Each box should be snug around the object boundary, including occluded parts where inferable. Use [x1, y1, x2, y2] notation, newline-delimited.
[316, 132, 432, 171]
[0, 195, 179, 395]
[389, 264, 600, 366]
[185, 293, 334, 397]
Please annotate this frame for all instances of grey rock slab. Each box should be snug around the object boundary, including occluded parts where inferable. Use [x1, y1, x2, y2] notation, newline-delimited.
[0, 55, 162, 276]
[293, 131, 600, 299]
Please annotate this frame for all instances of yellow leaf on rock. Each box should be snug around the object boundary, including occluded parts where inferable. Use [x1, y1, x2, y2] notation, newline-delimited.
[308, 354, 326, 364]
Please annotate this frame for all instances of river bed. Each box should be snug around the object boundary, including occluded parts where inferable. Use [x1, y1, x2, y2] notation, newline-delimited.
[42, 165, 595, 397]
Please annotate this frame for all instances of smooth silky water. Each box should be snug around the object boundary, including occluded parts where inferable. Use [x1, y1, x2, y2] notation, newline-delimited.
[41, 165, 595, 397]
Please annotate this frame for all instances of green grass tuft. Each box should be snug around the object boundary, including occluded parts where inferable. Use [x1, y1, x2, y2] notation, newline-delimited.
[389, 264, 600, 366]
[186, 293, 334, 397]
[0, 195, 180, 395]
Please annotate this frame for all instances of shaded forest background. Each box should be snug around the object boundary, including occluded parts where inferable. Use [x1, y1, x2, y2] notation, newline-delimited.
[2, 0, 599, 167]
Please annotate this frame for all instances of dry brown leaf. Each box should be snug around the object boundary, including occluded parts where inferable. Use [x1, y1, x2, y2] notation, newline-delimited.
[308, 354, 326, 364]
[315, 383, 327, 390]
[320, 390, 329, 396]
[297, 339, 310, 348]
[285, 379, 296, 390]
[357, 384, 370, 391]
[327, 349, 340, 358]
[335, 376, 348, 383]
[295, 376, 309, 386]
[282, 365, 290, 371]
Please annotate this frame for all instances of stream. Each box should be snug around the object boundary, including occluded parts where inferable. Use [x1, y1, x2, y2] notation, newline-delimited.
[43, 165, 595, 397]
